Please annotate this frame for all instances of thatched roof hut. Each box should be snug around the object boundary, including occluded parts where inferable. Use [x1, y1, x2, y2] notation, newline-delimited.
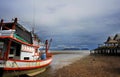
[104, 36, 117, 44]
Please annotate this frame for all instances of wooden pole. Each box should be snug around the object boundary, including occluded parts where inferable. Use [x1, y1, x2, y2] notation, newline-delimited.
[12, 18, 17, 29]
[45, 40, 48, 54]
[5, 40, 12, 59]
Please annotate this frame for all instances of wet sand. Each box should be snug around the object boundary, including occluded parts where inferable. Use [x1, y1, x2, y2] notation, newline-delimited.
[53, 55, 120, 77]
[37, 54, 120, 77]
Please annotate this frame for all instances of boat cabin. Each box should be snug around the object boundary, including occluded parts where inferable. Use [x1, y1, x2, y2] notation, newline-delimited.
[0, 18, 40, 60]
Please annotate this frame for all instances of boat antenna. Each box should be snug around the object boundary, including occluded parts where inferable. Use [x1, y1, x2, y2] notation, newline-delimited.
[32, 0, 35, 34]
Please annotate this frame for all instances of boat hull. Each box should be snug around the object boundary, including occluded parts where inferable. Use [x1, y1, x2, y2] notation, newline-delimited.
[0, 66, 48, 77]
[0, 57, 52, 77]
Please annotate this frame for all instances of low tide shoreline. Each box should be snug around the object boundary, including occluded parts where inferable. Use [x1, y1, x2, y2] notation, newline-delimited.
[51, 50, 90, 54]
[38, 54, 120, 77]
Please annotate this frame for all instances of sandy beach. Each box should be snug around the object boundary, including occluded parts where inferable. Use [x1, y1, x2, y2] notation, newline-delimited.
[36, 54, 120, 77]
[54, 55, 120, 77]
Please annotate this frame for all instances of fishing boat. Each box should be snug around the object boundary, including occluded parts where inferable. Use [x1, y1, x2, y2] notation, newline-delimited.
[0, 18, 52, 77]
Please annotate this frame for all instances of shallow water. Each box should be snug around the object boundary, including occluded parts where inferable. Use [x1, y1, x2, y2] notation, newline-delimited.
[51, 50, 90, 70]
[35, 50, 90, 77]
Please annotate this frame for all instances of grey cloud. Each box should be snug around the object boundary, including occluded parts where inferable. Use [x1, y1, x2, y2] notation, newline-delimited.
[0, 0, 120, 49]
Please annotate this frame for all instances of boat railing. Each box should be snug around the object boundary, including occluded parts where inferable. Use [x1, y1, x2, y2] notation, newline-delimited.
[0, 29, 15, 37]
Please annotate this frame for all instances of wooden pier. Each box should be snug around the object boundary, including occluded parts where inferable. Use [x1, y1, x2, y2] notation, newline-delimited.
[92, 34, 120, 55]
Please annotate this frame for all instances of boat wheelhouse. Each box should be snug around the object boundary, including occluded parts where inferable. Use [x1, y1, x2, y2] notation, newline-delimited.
[0, 18, 52, 77]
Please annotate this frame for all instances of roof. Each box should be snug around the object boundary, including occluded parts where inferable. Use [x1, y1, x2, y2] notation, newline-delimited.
[104, 33, 120, 44]
[105, 36, 117, 44]
[0, 18, 33, 44]
[106, 36, 114, 42]
[114, 34, 120, 41]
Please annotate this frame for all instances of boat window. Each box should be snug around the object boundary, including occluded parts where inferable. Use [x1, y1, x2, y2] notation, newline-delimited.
[15, 44, 21, 56]
[0, 44, 3, 53]
[16, 25, 33, 44]
[0, 41, 4, 58]
[24, 57, 29, 60]
[8, 41, 21, 60]
[0, 41, 4, 49]
[10, 49, 14, 54]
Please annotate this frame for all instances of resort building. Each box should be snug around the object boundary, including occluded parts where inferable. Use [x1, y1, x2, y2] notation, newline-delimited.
[94, 34, 120, 55]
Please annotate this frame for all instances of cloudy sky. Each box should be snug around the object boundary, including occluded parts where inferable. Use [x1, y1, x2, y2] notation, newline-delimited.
[0, 0, 120, 49]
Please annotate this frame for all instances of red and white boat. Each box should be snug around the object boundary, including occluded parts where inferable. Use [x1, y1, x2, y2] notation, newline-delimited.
[0, 18, 52, 77]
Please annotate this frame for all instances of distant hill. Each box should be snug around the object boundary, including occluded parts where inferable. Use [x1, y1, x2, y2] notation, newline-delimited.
[63, 48, 80, 50]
